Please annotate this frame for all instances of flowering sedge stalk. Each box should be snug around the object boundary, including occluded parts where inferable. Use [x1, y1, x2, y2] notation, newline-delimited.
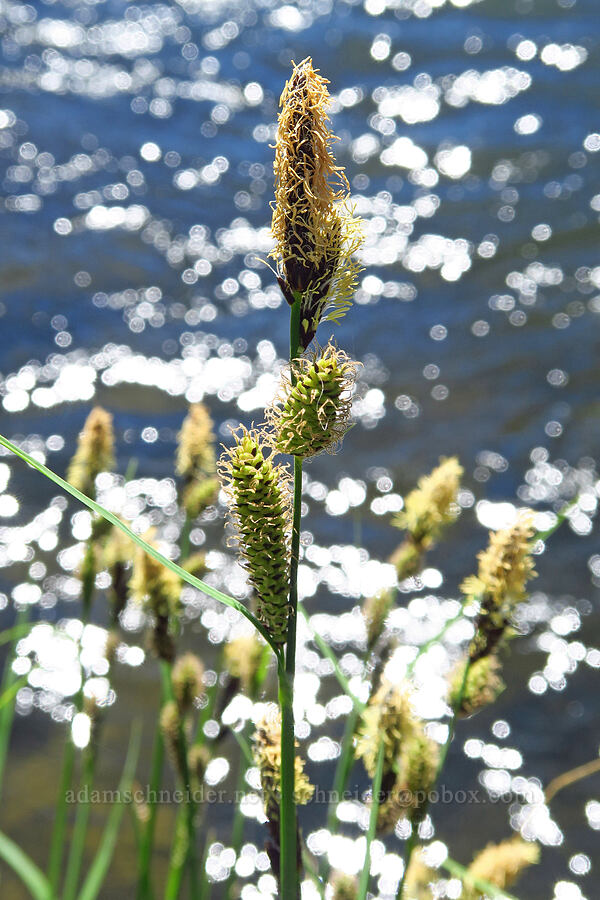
[176, 403, 219, 520]
[463, 837, 539, 900]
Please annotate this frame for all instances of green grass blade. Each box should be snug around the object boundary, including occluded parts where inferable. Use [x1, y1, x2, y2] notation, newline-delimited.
[356, 740, 385, 900]
[0, 829, 52, 900]
[0, 434, 282, 659]
[0, 607, 30, 804]
[0, 622, 34, 647]
[0, 674, 28, 710]
[77, 720, 142, 900]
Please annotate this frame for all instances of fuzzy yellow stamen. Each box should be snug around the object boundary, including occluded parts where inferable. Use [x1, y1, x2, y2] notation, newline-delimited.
[392, 457, 463, 546]
[129, 531, 181, 662]
[253, 706, 314, 821]
[223, 633, 265, 694]
[270, 57, 363, 348]
[356, 681, 416, 778]
[448, 655, 505, 717]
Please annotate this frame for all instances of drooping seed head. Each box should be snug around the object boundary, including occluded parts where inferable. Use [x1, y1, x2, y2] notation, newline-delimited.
[392, 457, 463, 546]
[218, 428, 291, 643]
[67, 407, 115, 499]
[270, 58, 363, 348]
[266, 342, 359, 458]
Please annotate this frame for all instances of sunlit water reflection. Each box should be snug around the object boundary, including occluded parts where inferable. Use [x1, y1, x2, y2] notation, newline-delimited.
[1, 0, 599, 896]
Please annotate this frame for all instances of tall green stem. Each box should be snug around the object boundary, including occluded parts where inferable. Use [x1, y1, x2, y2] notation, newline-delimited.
[279, 294, 303, 900]
[63, 746, 96, 900]
[0, 607, 30, 804]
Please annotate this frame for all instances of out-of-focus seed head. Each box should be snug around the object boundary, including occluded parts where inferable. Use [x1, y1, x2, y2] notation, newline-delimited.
[462, 511, 537, 661]
[330, 871, 358, 900]
[270, 58, 363, 349]
[218, 428, 291, 643]
[392, 457, 463, 546]
[449, 655, 505, 717]
[67, 407, 115, 499]
[160, 700, 183, 778]
[223, 633, 266, 694]
[253, 706, 314, 822]
[464, 837, 540, 899]
[356, 681, 416, 778]
[172, 653, 204, 713]
[362, 588, 394, 652]
[129, 532, 181, 662]
[266, 341, 359, 458]
[176, 403, 216, 481]
[403, 847, 438, 900]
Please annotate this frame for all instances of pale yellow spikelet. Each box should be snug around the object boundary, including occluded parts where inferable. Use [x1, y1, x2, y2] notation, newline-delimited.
[223, 633, 265, 693]
[464, 837, 540, 899]
[392, 457, 463, 546]
[356, 681, 416, 777]
[172, 653, 204, 713]
[129, 532, 181, 619]
[67, 407, 115, 498]
[266, 341, 359, 458]
[270, 58, 363, 349]
[462, 511, 537, 660]
[330, 871, 358, 900]
[402, 847, 437, 900]
[448, 655, 505, 717]
[253, 706, 314, 822]
[176, 403, 216, 480]
[362, 588, 393, 651]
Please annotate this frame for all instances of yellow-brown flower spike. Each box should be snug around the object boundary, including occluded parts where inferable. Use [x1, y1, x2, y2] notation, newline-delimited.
[223, 633, 266, 694]
[356, 681, 415, 778]
[392, 457, 463, 547]
[160, 701, 185, 780]
[67, 407, 115, 499]
[218, 428, 291, 643]
[362, 588, 393, 652]
[270, 58, 363, 349]
[129, 532, 181, 662]
[462, 511, 537, 662]
[464, 837, 539, 899]
[448, 655, 505, 717]
[253, 708, 314, 821]
[266, 342, 358, 458]
[176, 403, 216, 480]
[172, 653, 204, 714]
[176, 404, 219, 518]
[375, 726, 439, 834]
[330, 871, 358, 900]
[402, 847, 437, 900]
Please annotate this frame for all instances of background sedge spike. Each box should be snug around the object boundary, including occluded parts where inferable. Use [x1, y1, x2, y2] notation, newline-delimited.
[67, 406, 115, 500]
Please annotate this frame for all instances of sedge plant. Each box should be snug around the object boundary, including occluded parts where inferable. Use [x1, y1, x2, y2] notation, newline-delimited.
[0, 57, 597, 900]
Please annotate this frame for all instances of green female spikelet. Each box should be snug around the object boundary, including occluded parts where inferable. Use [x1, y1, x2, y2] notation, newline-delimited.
[266, 341, 359, 458]
[270, 58, 363, 349]
[218, 428, 291, 642]
[67, 406, 115, 499]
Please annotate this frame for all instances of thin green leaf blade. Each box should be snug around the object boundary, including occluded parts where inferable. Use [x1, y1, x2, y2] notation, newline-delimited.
[77, 720, 143, 900]
[0, 830, 52, 900]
